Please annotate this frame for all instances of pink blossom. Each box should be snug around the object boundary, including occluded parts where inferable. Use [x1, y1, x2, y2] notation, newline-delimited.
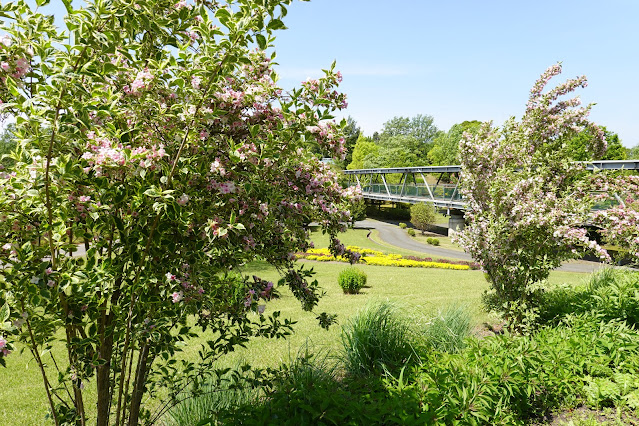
[177, 193, 189, 206]
[171, 291, 183, 303]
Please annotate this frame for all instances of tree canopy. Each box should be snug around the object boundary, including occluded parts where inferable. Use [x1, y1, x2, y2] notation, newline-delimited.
[428, 120, 482, 166]
[565, 126, 626, 161]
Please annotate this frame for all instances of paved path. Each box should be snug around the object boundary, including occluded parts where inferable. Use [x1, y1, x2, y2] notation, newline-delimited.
[353, 218, 610, 274]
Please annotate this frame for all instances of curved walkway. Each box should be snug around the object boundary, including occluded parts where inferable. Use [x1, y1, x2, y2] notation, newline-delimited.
[353, 218, 609, 274]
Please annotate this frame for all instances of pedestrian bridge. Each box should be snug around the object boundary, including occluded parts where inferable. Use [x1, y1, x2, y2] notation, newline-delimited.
[344, 160, 639, 234]
[345, 160, 639, 210]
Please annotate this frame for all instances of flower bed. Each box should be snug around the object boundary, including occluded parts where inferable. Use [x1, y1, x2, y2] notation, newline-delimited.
[297, 246, 480, 270]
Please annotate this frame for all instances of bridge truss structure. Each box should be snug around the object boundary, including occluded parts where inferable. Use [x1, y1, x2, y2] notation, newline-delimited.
[344, 160, 639, 211]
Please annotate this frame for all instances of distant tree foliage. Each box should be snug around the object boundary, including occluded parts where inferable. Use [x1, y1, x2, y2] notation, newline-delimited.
[565, 126, 626, 161]
[337, 116, 361, 168]
[380, 114, 440, 161]
[627, 144, 639, 159]
[347, 135, 379, 170]
[410, 202, 436, 234]
[365, 135, 420, 169]
[428, 121, 482, 166]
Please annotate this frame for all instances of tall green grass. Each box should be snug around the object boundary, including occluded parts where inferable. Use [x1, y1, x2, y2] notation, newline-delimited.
[424, 303, 473, 353]
[340, 300, 422, 377]
[163, 380, 257, 426]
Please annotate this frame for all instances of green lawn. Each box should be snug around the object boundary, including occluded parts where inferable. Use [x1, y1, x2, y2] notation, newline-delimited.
[0, 228, 592, 425]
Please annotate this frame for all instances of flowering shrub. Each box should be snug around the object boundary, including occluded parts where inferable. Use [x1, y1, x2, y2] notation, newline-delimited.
[456, 63, 608, 330]
[0, 1, 361, 424]
[0, 303, 13, 367]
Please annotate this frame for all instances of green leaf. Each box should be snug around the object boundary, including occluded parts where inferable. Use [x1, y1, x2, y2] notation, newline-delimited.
[255, 34, 266, 50]
[61, 0, 73, 13]
[267, 19, 286, 31]
[0, 303, 8, 322]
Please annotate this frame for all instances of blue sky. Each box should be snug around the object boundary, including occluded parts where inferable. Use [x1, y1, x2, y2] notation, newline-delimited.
[31, 0, 639, 147]
[272, 0, 639, 146]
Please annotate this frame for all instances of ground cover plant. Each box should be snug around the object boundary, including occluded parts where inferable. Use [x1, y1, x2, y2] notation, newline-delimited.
[297, 246, 480, 269]
[0, 1, 362, 424]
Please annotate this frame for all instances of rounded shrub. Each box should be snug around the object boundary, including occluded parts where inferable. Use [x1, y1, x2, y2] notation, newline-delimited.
[407, 228, 416, 237]
[426, 237, 440, 246]
[338, 267, 367, 294]
[398, 222, 407, 229]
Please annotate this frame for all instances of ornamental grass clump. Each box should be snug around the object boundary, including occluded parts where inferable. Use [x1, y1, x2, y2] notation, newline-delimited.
[340, 301, 421, 377]
[338, 267, 367, 294]
[424, 304, 473, 353]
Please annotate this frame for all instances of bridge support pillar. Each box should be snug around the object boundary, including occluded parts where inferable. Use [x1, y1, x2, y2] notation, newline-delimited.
[447, 210, 466, 237]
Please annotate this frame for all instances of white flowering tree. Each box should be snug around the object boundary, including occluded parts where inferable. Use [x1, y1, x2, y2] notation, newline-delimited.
[456, 64, 608, 330]
[0, 0, 361, 424]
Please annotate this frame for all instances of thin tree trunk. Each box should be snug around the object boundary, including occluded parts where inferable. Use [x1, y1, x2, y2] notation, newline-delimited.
[97, 275, 122, 426]
[127, 343, 152, 426]
[96, 312, 115, 425]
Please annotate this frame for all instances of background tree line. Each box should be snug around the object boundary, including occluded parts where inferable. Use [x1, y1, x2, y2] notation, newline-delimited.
[341, 114, 635, 171]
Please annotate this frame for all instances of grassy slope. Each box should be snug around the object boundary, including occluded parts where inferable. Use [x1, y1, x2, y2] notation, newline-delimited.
[0, 228, 589, 425]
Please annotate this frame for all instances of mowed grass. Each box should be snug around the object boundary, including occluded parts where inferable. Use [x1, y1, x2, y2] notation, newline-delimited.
[0, 228, 591, 425]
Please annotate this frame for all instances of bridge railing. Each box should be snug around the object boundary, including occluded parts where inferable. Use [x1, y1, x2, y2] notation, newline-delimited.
[361, 183, 462, 201]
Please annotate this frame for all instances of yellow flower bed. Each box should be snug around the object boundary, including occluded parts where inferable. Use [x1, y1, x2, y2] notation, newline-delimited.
[298, 246, 470, 270]
[360, 256, 469, 270]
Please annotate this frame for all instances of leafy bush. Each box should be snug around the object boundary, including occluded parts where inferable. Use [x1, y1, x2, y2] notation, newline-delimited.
[349, 197, 367, 223]
[539, 268, 639, 328]
[407, 228, 416, 237]
[424, 304, 473, 353]
[384, 315, 639, 424]
[204, 312, 639, 425]
[338, 267, 367, 294]
[426, 237, 440, 246]
[399, 222, 407, 229]
[340, 301, 421, 377]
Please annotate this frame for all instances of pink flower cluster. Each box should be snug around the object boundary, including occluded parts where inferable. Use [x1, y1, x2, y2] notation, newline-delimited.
[123, 68, 154, 95]
[81, 131, 166, 174]
[0, 336, 10, 357]
[166, 264, 204, 304]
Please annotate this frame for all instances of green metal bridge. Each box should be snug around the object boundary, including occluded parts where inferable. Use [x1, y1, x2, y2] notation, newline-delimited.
[344, 160, 639, 211]
[344, 160, 639, 234]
